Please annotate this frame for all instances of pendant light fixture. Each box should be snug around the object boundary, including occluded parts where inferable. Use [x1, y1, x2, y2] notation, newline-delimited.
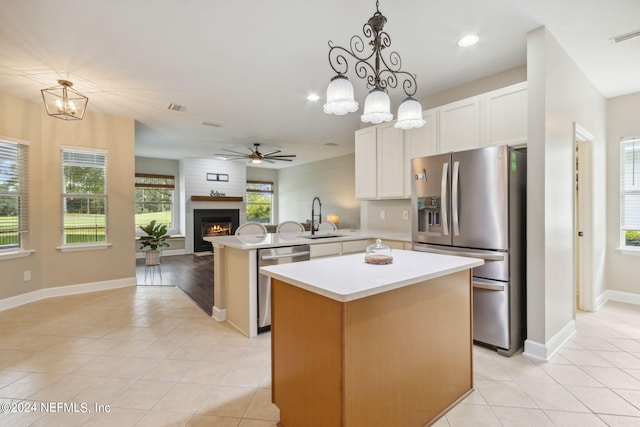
[323, 0, 425, 129]
[41, 80, 88, 121]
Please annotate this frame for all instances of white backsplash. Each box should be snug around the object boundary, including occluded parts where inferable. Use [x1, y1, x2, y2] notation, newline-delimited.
[361, 199, 412, 234]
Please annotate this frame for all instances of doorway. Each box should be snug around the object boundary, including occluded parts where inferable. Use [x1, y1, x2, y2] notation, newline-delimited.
[574, 124, 594, 312]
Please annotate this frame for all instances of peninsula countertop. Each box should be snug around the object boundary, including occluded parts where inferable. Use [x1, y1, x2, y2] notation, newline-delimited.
[204, 229, 411, 250]
[259, 249, 483, 302]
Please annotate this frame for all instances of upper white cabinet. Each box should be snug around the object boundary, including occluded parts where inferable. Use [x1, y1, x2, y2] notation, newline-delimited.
[355, 123, 406, 200]
[355, 126, 378, 199]
[481, 82, 528, 147]
[439, 97, 480, 153]
[404, 108, 438, 197]
[376, 122, 405, 199]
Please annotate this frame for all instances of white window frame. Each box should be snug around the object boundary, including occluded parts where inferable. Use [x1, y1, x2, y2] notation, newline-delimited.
[58, 147, 111, 252]
[246, 180, 274, 224]
[0, 137, 33, 260]
[619, 137, 640, 255]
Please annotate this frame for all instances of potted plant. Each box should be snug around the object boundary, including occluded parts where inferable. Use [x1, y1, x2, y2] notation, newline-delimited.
[139, 220, 169, 265]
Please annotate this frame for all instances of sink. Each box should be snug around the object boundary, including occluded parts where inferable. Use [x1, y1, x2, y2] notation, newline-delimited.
[301, 234, 344, 240]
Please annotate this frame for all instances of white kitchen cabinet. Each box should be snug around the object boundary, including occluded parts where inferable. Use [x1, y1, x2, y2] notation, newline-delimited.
[439, 96, 480, 153]
[355, 127, 378, 199]
[355, 123, 406, 200]
[404, 108, 438, 197]
[376, 122, 405, 199]
[342, 239, 371, 254]
[481, 82, 527, 147]
[310, 242, 342, 259]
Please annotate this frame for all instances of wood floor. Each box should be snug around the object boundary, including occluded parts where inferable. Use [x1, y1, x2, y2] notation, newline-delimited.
[136, 253, 214, 315]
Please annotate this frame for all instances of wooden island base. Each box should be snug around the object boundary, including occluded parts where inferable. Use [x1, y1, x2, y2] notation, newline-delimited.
[271, 269, 473, 427]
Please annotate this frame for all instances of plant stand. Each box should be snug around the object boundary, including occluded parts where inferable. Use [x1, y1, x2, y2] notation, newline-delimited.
[144, 250, 162, 284]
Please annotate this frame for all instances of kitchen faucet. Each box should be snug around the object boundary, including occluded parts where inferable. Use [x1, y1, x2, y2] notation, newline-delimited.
[311, 197, 322, 235]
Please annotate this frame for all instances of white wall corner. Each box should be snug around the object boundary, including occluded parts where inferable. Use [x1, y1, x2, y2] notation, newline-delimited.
[0, 277, 136, 312]
[523, 319, 576, 361]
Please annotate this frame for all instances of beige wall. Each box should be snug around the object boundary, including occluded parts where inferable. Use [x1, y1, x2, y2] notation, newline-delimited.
[278, 154, 359, 229]
[606, 93, 640, 295]
[526, 27, 607, 357]
[0, 92, 136, 300]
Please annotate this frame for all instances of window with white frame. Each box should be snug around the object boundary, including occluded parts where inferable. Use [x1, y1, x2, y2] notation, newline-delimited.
[246, 180, 274, 224]
[134, 173, 175, 230]
[0, 140, 29, 251]
[621, 137, 640, 249]
[61, 148, 107, 244]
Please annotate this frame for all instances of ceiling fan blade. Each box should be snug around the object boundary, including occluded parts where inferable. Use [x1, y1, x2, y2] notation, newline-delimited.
[220, 148, 251, 156]
[265, 154, 296, 158]
[262, 150, 282, 156]
[263, 159, 275, 164]
[267, 157, 294, 162]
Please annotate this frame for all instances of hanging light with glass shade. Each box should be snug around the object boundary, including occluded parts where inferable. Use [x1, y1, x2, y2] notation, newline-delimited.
[323, 0, 425, 129]
[41, 80, 88, 121]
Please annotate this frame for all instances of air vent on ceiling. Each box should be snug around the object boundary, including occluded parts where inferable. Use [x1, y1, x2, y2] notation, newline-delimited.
[324, 142, 339, 147]
[167, 103, 184, 111]
[612, 29, 640, 43]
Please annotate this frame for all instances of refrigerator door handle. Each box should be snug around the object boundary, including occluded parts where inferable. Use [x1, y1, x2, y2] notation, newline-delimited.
[452, 160, 460, 236]
[473, 278, 506, 291]
[441, 162, 449, 236]
[413, 245, 506, 261]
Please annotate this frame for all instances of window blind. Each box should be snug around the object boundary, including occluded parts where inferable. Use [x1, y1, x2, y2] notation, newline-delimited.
[621, 138, 640, 231]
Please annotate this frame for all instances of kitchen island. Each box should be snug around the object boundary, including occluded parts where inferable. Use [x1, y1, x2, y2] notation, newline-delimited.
[260, 250, 483, 427]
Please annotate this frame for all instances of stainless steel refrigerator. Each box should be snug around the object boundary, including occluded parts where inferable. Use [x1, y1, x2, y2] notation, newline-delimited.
[411, 145, 526, 356]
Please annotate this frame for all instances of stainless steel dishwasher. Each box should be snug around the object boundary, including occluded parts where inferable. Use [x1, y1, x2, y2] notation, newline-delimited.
[257, 245, 310, 333]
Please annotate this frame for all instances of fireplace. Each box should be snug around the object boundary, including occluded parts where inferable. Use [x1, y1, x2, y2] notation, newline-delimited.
[193, 209, 240, 252]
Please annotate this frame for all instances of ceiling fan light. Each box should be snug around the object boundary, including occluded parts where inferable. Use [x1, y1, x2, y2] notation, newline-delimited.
[323, 75, 359, 115]
[361, 89, 393, 124]
[395, 97, 426, 129]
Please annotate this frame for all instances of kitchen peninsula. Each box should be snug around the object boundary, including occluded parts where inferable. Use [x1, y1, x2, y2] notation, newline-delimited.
[206, 230, 412, 337]
[261, 250, 483, 427]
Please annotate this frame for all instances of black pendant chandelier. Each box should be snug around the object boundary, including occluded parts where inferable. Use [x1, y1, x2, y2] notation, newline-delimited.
[323, 0, 425, 129]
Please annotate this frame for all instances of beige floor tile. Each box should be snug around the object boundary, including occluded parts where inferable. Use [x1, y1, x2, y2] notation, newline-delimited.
[73, 377, 138, 405]
[543, 409, 609, 426]
[30, 405, 96, 427]
[237, 420, 279, 427]
[540, 363, 603, 386]
[134, 409, 191, 427]
[198, 385, 256, 418]
[473, 380, 537, 408]
[558, 348, 614, 367]
[243, 388, 279, 421]
[187, 414, 241, 426]
[598, 413, 640, 426]
[0, 372, 62, 399]
[153, 382, 214, 413]
[73, 355, 128, 377]
[110, 379, 174, 410]
[492, 406, 554, 426]
[219, 363, 269, 388]
[565, 385, 640, 416]
[0, 370, 28, 388]
[445, 403, 501, 427]
[108, 356, 161, 379]
[83, 406, 147, 426]
[592, 350, 640, 370]
[180, 360, 233, 385]
[518, 381, 590, 412]
[613, 388, 640, 409]
[29, 374, 97, 401]
[580, 366, 640, 389]
[143, 359, 194, 382]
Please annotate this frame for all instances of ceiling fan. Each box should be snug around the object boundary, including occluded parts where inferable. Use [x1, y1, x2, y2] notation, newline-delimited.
[215, 143, 296, 164]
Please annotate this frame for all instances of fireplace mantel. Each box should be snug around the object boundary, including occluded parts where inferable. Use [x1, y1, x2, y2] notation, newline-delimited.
[191, 196, 243, 202]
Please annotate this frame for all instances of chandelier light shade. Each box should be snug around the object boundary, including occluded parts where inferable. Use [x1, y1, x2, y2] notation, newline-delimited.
[41, 80, 88, 121]
[324, 0, 424, 129]
[323, 75, 359, 115]
[361, 88, 393, 124]
[394, 97, 426, 129]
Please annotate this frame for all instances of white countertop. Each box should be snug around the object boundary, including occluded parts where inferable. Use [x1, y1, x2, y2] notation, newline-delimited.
[259, 249, 483, 302]
[205, 230, 411, 250]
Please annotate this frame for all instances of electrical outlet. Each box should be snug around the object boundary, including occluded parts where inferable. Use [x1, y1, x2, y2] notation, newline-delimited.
[380, 210, 385, 220]
[23, 270, 31, 281]
[403, 210, 409, 220]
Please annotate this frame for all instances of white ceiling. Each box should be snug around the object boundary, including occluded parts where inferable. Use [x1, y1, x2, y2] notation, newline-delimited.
[1, 0, 639, 168]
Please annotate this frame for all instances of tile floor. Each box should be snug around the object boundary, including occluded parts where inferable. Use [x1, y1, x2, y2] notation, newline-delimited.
[0, 285, 638, 426]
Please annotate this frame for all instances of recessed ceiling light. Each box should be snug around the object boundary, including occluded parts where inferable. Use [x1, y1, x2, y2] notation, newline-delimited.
[201, 121, 221, 128]
[458, 35, 479, 48]
[307, 93, 321, 102]
[167, 103, 184, 111]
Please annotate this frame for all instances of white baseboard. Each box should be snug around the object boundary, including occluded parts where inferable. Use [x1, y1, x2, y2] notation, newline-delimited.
[523, 319, 576, 361]
[604, 290, 640, 305]
[0, 277, 136, 312]
[211, 306, 227, 322]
